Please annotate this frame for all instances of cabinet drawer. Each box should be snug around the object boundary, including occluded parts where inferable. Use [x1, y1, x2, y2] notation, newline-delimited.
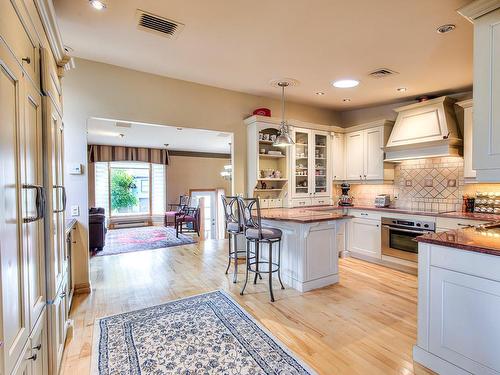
[0, 0, 40, 87]
[349, 210, 382, 221]
[435, 217, 488, 230]
[311, 197, 331, 206]
[291, 198, 311, 207]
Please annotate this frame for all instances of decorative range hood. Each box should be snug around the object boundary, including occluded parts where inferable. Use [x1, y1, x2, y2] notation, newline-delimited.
[384, 96, 462, 161]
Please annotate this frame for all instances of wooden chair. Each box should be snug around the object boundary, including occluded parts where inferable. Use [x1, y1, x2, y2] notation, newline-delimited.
[164, 195, 190, 227]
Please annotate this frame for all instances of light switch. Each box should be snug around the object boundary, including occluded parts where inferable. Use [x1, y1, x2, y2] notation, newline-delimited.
[71, 205, 80, 217]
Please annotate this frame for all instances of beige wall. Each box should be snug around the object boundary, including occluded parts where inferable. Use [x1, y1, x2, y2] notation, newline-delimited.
[63, 58, 338, 286]
[166, 156, 231, 204]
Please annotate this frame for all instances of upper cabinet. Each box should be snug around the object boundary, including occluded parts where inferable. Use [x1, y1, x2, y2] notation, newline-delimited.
[459, 3, 500, 182]
[331, 132, 345, 181]
[291, 127, 331, 199]
[344, 121, 394, 183]
[456, 99, 476, 180]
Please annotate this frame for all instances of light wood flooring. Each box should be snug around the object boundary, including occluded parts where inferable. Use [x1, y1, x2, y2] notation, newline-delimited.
[61, 239, 432, 375]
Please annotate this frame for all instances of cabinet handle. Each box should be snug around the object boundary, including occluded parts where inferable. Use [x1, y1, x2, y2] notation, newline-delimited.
[22, 185, 46, 223]
[60, 291, 67, 298]
[27, 354, 37, 361]
[22, 57, 31, 64]
[364, 175, 367, 179]
[361, 213, 368, 216]
[33, 344, 42, 351]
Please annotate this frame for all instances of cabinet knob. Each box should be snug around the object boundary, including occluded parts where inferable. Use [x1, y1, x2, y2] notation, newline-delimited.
[22, 57, 31, 64]
[27, 353, 37, 361]
[60, 291, 67, 298]
[33, 344, 42, 351]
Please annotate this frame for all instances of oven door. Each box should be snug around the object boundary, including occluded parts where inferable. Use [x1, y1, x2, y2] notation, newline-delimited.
[381, 225, 429, 262]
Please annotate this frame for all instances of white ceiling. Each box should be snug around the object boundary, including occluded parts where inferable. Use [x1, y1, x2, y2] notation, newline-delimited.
[54, 0, 473, 110]
[87, 118, 232, 153]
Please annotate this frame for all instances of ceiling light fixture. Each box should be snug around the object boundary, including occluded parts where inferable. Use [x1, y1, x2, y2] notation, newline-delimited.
[273, 81, 295, 147]
[316, 92, 325, 96]
[436, 24, 456, 34]
[89, 0, 106, 10]
[342, 98, 351, 102]
[397, 87, 407, 92]
[332, 79, 359, 88]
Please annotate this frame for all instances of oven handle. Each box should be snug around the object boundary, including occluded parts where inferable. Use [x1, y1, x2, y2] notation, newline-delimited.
[381, 225, 432, 235]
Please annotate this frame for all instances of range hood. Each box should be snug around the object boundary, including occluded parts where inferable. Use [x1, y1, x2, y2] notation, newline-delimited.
[384, 96, 462, 161]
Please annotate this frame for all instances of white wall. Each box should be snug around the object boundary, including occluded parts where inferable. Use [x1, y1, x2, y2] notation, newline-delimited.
[63, 58, 338, 286]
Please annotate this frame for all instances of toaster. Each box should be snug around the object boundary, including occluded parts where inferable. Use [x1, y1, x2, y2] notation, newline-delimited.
[374, 194, 391, 208]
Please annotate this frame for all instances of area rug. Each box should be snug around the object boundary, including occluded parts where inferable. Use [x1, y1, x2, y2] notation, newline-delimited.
[92, 290, 315, 375]
[95, 226, 196, 257]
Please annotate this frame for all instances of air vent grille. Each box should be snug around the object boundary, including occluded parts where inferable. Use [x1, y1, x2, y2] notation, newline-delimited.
[136, 10, 184, 39]
[368, 68, 399, 78]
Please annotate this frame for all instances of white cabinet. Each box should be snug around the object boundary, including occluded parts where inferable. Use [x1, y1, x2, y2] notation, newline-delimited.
[457, 99, 476, 180]
[331, 132, 345, 181]
[291, 127, 331, 204]
[415, 243, 500, 374]
[345, 123, 394, 182]
[349, 217, 381, 259]
[460, 5, 500, 181]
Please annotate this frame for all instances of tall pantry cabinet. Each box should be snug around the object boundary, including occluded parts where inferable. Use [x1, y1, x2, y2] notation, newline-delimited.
[0, 0, 69, 374]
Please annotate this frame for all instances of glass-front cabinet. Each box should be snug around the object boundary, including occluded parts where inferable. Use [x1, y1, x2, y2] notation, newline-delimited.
[291, 127, 331, 200]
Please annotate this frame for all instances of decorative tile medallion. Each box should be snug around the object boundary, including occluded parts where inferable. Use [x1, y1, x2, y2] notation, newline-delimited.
[92, 291, 315, 375]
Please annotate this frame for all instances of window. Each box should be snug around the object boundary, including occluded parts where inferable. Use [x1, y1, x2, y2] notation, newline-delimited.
[94, 161, 165, 217]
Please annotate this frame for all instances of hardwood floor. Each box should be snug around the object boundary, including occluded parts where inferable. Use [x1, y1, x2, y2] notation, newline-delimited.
[60, 239, 432, 375]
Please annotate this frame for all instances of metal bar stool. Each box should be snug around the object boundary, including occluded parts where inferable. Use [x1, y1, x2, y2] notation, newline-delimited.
[221, 195, 247, 283]
[238, 197, 284, 302]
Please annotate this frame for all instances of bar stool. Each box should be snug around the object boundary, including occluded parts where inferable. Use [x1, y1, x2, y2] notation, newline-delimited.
[221, 195, 247, 283]
[238, 197, 284, 302]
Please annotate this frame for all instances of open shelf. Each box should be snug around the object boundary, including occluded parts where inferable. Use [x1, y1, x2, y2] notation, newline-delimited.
[259, 154, 286, 159]
[254, 188, 283, 192]
[259, 140, 275, 144]
[257, 178, 288, 181]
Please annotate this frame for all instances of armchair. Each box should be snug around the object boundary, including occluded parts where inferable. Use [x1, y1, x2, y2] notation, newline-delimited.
[164, 195, 190, 227]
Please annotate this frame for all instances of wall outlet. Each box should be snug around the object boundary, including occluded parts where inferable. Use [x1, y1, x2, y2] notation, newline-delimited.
[71, 205, 80, 217]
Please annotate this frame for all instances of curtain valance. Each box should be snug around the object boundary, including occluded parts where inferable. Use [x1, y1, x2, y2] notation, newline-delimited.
[88, 145, 169, 165]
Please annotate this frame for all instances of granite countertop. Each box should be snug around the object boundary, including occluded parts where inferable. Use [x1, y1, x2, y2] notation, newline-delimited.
[260, 208, 351, 223]
[416, 226, 500, 256]
[314, 205, 500, 222]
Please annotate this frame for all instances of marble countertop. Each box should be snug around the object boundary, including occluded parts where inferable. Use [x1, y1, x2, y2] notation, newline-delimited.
[416, 226, 500, 256]
[260, 208, 350, 223]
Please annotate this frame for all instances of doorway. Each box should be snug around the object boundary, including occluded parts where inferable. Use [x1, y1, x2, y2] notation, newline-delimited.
[190, 190, 217, 239]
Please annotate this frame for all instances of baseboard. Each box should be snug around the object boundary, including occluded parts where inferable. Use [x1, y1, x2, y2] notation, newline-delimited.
[74, 282, 91, 295]
[413, 346, 469, 375]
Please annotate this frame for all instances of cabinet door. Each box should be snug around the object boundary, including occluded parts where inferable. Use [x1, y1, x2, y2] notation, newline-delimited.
[473, 9, 500, 177]
[48, 282, 67, 375]
[312, 131, 329, 196]
[21, 80, 46, 330]
[363, 127, 384, 180]
[292, 129, 311, 197]
[30, 309, 48, 375]
[463, 105, 476, 179]
[43, 99, 65, 297]
[305, 226, 337, 281]
[429, 267, 500, 374]
[11, 341, 33, 375]
[349, 218, 381, 258]
[345, 131, 364, 181]
[0, 41, 30, 375]
[331, 132, 345, 181]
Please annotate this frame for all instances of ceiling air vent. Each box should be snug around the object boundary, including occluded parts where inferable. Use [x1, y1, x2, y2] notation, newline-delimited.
[368, 68, 399, 79]
[136, 10, 184, 39]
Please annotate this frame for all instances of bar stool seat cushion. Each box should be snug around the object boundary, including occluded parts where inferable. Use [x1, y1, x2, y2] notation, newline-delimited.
[246, 227, 282, 240]
[227, 221, 242, 232]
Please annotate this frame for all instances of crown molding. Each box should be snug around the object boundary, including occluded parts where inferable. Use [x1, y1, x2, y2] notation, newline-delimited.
[34, 0, 71, 67]
[458, 0, 500, 22]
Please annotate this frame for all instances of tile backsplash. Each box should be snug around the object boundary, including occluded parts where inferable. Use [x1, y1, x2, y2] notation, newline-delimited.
[334, 157, 500, 212]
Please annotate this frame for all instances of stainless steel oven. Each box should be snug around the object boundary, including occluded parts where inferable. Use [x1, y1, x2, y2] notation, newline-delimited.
[381, 217, 435, 262]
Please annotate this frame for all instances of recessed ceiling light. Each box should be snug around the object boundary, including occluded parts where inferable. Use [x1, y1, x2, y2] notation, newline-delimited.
[342, 98, 351, 102]
[436, 24, 455, 34]
[315, 92, 325, 96]
[332, 79, 359, 88]
[397, 87, 407, 92]
[89, 0, 106, 10]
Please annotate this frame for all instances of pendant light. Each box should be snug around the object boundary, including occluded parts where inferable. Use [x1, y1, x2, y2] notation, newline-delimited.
[273, 81, 295, 147]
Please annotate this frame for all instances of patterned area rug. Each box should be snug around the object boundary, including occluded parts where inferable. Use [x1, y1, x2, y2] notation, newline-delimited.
[95, 226, 196, 257]
[92, 291, 315, 375]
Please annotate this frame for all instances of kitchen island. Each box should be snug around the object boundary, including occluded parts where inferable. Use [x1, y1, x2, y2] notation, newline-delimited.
[413, 225, 500, 375]
[259, 208, 351, 292]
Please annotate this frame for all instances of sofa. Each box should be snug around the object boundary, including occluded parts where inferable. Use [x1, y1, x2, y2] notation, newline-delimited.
[89, 207, 107, 251]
